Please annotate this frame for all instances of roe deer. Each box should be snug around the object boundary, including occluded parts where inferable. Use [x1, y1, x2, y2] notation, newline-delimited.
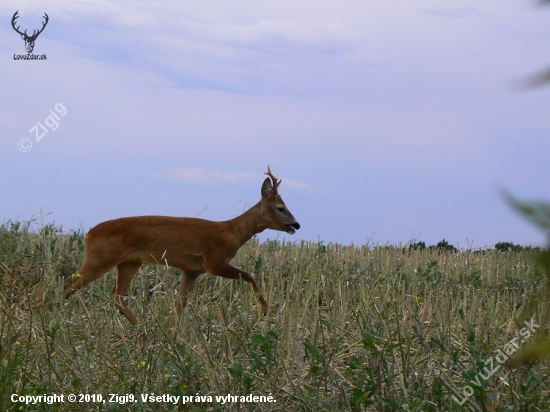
[64, 166, 300, 326]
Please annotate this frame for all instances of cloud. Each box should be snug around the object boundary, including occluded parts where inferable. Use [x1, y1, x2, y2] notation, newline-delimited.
[282, 179, 317, 192]
[1, 0, 369, 96]
[201, 18, 354, 56]
[156, 168, 256, 185]
[416, 6, 478, 19]
[156, 168, 315, 191]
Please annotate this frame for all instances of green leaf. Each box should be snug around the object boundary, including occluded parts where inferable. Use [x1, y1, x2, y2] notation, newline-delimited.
[228, 361, 243, 378]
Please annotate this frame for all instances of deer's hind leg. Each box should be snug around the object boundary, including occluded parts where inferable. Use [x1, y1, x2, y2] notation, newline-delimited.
[64, 258, 116, 298]
[110, 261, 142, 325]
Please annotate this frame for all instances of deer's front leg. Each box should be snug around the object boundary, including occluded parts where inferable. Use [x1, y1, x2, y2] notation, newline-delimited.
[169, 270, 202, 329]
[210, 264, 268, 315]
[176, 271, 202, 313]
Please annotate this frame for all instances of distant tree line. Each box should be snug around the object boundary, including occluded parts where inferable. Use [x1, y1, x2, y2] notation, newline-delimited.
[408, 240, 542, 253]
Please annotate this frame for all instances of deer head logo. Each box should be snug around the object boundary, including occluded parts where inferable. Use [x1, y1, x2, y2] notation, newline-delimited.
[11, 11, 49, 54]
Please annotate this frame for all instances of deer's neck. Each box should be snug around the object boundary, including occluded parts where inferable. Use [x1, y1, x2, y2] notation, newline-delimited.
[226, 202, 267, 246]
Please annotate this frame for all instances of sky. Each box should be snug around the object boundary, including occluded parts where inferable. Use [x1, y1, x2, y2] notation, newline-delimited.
[1, 0, 549, 249]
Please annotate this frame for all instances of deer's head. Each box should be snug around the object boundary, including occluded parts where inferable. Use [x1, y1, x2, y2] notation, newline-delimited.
[260, 166, 300, 234]
[12, 11, 49, 54]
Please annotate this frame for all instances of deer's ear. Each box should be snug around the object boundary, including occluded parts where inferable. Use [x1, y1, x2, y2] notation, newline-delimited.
[261, 177, 273, 198]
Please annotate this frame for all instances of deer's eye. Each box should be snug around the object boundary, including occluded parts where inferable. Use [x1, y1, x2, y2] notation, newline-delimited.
[277, 207, 285, 213]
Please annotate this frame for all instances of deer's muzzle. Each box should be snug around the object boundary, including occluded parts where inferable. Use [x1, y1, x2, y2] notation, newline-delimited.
[285, 223, 300, 234]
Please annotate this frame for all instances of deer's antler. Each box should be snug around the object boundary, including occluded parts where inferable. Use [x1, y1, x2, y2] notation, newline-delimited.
[11, 11, 25, 37]
[265, 166, 281, 193]
[33, 13, 49, 38]
[11, 11, 49, 39]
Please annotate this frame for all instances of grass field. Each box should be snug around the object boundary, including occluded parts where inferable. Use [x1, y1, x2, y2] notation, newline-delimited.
[0, 220, 549, 411]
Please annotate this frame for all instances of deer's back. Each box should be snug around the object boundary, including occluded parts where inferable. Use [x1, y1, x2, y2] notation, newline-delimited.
[84, 216, 236, 265]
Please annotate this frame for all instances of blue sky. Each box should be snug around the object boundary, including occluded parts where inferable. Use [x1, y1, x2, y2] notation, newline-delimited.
[1, 0, 549, 248]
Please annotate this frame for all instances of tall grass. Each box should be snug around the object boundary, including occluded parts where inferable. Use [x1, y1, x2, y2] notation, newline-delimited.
[0, 221, 548, 411]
